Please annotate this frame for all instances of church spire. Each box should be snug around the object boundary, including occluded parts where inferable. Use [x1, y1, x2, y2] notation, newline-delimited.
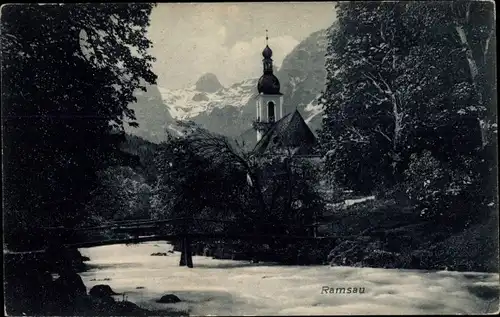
[257, 29, 281, 95]
[255, 29, 284, 142]
[262, 30, 273, 74]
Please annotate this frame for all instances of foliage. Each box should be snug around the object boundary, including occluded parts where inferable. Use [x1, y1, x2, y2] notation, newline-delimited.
[426, 210, 499, 273]
[404, 150, 493, 228]
[325, 194, 498, 271]
[318, 1, 496, 232]
[121, 134, 160, 185]
[79, 134, 160, 224]
[2, 4, 157, 249]
[152, 121, 324, 238]
[319, 1, 495, 196]
[84, 166, 153, 223]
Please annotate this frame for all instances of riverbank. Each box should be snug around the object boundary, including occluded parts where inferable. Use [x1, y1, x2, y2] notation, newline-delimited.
[3, 247, 182, 316]
[323, 198, 499, 273]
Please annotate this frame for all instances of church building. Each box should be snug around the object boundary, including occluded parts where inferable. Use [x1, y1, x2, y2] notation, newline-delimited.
[251, 34, 317, 156]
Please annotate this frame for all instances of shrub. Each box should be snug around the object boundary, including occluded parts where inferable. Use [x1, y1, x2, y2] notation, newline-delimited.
[403, 150, 488, 229]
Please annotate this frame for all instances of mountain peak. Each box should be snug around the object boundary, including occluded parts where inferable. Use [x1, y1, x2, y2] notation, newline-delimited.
[130, 31, 326, 142]
[195, 73, 223, 93]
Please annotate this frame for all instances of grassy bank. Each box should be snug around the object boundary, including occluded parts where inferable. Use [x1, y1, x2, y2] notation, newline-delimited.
[324, 198, 499, 272]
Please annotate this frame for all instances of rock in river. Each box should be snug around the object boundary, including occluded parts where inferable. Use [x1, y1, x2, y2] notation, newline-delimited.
[151, 252, 168, 256]
[157, 294, 181, 303]
[89, 284, 120, 299]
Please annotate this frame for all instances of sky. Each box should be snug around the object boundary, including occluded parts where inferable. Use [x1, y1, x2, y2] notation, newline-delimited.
[147, 3, 337, 89]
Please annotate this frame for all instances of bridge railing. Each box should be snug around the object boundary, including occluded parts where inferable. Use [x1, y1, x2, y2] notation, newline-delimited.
[43, 217, 324, 235]
[39, 217, 337, 267]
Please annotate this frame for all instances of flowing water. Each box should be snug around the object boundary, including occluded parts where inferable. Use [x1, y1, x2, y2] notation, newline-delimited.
[79, 241, 499, 315]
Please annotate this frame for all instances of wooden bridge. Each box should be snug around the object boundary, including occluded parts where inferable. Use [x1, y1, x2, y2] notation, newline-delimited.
[41, 217, 344, 268]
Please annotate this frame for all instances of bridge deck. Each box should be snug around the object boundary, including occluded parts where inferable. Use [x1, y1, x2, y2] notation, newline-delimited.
[21, 217, 340, 268]
[67, 232, 343, 249]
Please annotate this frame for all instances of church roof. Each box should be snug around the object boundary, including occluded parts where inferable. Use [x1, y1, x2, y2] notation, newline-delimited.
[253, 109, 317, 155]
[236, 126, 259, 151]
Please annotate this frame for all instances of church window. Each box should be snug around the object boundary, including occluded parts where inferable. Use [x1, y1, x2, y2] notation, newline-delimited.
[268, 101, 275, 122]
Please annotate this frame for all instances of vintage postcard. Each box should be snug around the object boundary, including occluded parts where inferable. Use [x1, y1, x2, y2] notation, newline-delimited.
[2, 2, 499, 316]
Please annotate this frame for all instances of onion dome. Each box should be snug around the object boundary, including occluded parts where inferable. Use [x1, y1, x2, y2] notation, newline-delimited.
[258, 74, 281, 95]
[262, 45, 273, 58]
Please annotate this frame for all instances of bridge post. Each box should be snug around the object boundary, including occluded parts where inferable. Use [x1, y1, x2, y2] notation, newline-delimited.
[179, 235, 193, 268]
[179, 237, 186, 266]
[184, 235, 193, 268]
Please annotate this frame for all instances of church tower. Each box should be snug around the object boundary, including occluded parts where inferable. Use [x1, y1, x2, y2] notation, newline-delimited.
[254, 30, 283, 142]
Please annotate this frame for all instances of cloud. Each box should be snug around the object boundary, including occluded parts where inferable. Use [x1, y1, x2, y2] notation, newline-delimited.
[147, 3, 335, 89]
[223, 36, 299, 81]
[151, 25, 298, 89]
[212, 32, 299, 87]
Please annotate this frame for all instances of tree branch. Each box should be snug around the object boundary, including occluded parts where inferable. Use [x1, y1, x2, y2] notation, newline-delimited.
[380, 21, 386, 42]
[465, 1, 471, 24]
[392, 47, 397, 70]
[363, 72, 387, 95]
[484, 27, 494, 61]
[375, 125, 392, 142]
[447, 47, 464, 56]
[377, 72, 393, 94]
[366, 92, 386, 104]
[347, 126, 370, 144]
[380, 49, 393, 66]
[454, 24, 480, 103]
[185, 127, 269, 216]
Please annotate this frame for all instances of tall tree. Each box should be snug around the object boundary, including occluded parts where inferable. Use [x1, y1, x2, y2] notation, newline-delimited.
[409, 0, 496, 144]
[153, 123, 258, 233]
[153, 121, 324, 236]
[2, 4, 157, 249]
[319, 1, 494, 194]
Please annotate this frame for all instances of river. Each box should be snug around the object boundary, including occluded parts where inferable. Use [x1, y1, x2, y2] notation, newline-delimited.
[78, 241, 499, 315]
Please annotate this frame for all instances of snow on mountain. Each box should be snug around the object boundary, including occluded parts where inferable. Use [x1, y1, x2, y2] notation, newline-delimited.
[154, 28, 330, 139]
[125, 76, 258, 143]
[126, 27, 333, 143]
[158, 77, 257, 121]
[304, 95, 324, 125]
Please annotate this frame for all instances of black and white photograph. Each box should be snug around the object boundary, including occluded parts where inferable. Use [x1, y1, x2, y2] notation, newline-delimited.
[2, 2, 499, 315]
